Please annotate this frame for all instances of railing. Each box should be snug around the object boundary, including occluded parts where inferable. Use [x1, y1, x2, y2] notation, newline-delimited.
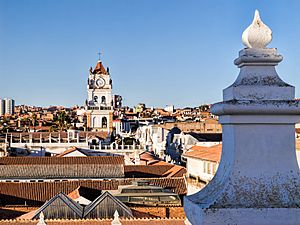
[89, 144, 143, 151]
[87, 106, 99, 110]
[87, 106, 112, 110]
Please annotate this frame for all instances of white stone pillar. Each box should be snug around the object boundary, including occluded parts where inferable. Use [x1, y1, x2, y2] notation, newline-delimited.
[184, 10, 300, 225]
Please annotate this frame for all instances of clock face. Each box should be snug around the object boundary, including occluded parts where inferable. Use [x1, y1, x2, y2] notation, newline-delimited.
[96, 78, 105, 87]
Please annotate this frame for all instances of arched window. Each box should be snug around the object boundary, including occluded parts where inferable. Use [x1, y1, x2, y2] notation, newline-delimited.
[101, 96, 106, 104]
[102, 117, 107, 128]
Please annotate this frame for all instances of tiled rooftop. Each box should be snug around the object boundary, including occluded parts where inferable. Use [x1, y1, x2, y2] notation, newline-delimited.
[183, 144, 222, 163]
[0, 178, 187, 206]
[124, 165, 186, 178]
[92, 61, 108, 75]
[0, 156, 124, 165]
[0, 218, 186, 224]
[0, 164, 124, 180]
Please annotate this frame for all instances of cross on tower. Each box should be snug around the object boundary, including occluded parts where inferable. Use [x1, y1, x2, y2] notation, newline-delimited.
[97, 50, 103, 61]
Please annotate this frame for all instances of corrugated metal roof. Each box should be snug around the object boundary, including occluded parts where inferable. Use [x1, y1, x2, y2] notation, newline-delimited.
[83, 191, 133, 218]
[32, 192, 83, 219]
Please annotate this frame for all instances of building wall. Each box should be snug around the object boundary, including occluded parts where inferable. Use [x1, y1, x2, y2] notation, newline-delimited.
[0, 98, 15, 116]
[186, 157, 218, 183]
[136, 125, 167, 156]
[157, 120, 222, 133]
[5, 99, 15, 115]
[131, 206, 185, 218]
[0, 99, 4, 116]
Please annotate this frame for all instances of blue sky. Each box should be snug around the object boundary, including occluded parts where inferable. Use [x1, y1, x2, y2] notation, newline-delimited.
[1, 0, 300, 108]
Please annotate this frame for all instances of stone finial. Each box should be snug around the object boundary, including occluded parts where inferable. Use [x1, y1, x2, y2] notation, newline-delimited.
[242, 10, 272, 48]
[111, 210, 122, 225]
[184, 218, 192, 225]
[37, 212, 46, 225]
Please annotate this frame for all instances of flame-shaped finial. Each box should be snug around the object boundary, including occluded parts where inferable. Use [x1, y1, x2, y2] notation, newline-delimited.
[242, 10, 272, 48]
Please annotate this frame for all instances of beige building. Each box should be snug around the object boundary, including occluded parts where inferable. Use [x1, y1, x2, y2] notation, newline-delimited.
[157, 119, 222, 133]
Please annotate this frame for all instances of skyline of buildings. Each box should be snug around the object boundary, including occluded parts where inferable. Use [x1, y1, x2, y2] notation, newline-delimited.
[1, 2, 300, 224]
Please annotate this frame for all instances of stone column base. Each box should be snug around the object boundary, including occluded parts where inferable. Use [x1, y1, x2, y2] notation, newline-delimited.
[184, 207, 300, 225]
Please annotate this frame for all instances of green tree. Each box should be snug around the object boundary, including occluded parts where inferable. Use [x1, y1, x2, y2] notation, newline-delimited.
[53, 111, 71, 131]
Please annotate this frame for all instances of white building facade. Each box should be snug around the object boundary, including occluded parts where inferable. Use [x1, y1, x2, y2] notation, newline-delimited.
[86, 60, 113, 132]
[135, 124, 167, 157]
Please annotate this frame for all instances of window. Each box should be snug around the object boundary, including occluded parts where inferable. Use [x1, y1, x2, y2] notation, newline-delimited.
[207, 162, 211, 174]
[212, 163, 218, 174]
[159, 196, 180, 203]
[144, 196, 159, 203]
[102, 117, 107, 128]
[116, 196, 129, 202]
[129, 196, 144, 202]
[101, 96, 106, 104]
[203, 161, 207, 173]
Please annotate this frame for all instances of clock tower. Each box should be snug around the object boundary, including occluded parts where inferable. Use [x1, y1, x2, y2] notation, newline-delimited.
[86, 59, 114, 132]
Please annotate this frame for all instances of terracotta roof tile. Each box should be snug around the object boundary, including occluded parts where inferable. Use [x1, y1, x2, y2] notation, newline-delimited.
[0, 178, 187, 206]
[16, 209, 38, 220]
[124, 165, 186, 178]
[55, 147, 91, 157]
[183, 144, 222, 163]
[139, 152, 160, 162]
[0, 164, 124, 180]
[92, 61, 107, 74]
[0, 156, 124, 165]
[0, 218, 186, 224]
[67, 186, 101, 201]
